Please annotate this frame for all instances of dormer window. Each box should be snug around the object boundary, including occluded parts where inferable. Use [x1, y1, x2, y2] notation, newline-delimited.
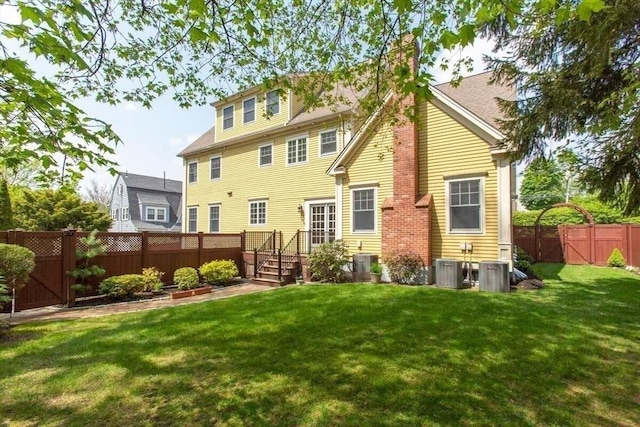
[223, 105, 234, 130]
[243, 98, 256, 124]
[146, 207, 168, 222]
[266, 90, 279, 115]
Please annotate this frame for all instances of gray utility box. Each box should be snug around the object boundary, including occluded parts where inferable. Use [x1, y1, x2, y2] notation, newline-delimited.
[353, 253, 379, 282]
[479, 261, 510, 292]
[435, 259, 464, 289]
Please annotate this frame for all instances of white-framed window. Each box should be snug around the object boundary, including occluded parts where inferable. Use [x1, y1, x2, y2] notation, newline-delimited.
[287, 136, 307, 165]
[259, 143, 273, 167]
[112, 209, 118, 220]
[222, 105, 234, 130]
[209, 204, 220, 233]
[121, 207, 130, 221]
[210, 155, 221, 180]
[266, 90, 280, 115]
[145, 207, 167, 222]
[243, 97, 256, 124]
[319, 129, 337, 156]
[446, 177, 484, 234]
[352, 188, 376, 233]
[188, 161, 198, 183]
[188, 207, 198, 233]
[249, 200, 267, 226]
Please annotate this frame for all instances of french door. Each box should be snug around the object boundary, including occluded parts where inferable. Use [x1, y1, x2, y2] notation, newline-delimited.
[309, 203, 336, 249]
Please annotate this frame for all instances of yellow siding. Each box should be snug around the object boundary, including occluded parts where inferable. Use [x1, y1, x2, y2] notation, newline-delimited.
[215, 90, 288, 142]
[418, 101, 499, 263]
[185, 122, 345, 241]
[340, 120, 394, 256]
[291, 92, 306, 118]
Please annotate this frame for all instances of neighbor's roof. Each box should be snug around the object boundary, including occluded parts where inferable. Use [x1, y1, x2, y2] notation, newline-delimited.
[434, 71, 515, 128]
[136, 193, 170, 206]
[121, 172, 182, 193]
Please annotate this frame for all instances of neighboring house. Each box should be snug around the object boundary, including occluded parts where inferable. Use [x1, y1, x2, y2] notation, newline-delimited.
[109, 172, 182, 233]
[178, 44, 516, 282]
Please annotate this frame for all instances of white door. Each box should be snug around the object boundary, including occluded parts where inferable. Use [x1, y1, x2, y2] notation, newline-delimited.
[310, 203, 336, 249]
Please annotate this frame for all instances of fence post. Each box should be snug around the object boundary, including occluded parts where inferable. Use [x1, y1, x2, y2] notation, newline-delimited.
[240, 231, 246, 253]
[141, 231, 148, 269]
[588, 223, 595, 265]
[61, 229, 77, 307]
[198, 232, 204, 266]
[277, 249, 282, 282]
[534, 225, 540, 263]
[272, 230, 276, 254]
[296, 229, 300, 255]
[253, 248, 258, 278]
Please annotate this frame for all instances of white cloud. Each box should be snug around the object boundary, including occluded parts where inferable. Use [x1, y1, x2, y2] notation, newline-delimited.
[431, 38, 495, 84]
[0, 4, 20, 25]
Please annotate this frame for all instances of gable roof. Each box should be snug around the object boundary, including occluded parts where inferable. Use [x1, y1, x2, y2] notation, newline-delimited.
[177, 126, 215, 158]
[121, 172, 182, 193]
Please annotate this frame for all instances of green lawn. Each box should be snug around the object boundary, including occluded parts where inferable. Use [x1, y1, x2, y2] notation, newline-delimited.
[1, 264, 639, 426]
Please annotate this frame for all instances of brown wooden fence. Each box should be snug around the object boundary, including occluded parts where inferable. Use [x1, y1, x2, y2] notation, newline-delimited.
[514, 224, 640, 267]
[1, 230, 245, 312]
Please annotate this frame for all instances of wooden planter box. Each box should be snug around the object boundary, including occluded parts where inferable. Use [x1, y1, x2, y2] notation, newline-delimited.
[170, 286, 212, 300]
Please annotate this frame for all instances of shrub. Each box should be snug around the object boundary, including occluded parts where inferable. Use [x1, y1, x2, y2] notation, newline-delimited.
[0, 243, 36, 290]
[308, 240, 349, 283]
[514, 259, 536, 278]
[607, 248, 626, 268]
[99, 274, 146, 297]
[173, 267, 200, 290]
[370, 262, 382, 274]
[0, 275, 10, 304]
[385, 252, 424, 284]
[514, 246, 533, 263]
[142, 267, 165, 292]
[69, 230, 107, 294]
[199, 260, 238, 285]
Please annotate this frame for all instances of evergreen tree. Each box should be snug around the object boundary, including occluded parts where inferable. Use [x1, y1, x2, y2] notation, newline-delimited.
[0, 179, 13, 230]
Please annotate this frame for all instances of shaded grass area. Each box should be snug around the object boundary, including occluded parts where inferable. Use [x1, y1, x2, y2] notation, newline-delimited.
[1, 264, 639, 426]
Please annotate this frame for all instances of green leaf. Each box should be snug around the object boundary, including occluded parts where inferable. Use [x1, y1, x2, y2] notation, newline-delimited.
[440, 30, 459, 49]
[576, 0, 606, 22]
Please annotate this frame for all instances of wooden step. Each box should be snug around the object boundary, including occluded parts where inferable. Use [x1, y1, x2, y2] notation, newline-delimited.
[250, 277, 283, 287]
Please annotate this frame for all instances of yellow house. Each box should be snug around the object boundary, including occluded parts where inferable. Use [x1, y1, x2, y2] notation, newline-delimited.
[178, 66, 515, 284]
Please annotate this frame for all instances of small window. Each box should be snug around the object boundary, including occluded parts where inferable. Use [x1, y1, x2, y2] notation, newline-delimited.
[223, 106, 234, 130]
[266, 90, 279, 115]
[209, 205, 220, 233]
[188, 162, 198, 183]
[352, 189, 375, 232]
[287, 137, 307, 165]
[146, 207, 167, 222]
[320, 130, 337, 155]
[157, 208, 166, 221]
[448, 178, 482, 233]
[210, 156, 221, 180]
[188, 207, 198, 233]
[249, 200, 267, 226]
[112, 209, 118, 220]
[259, 144, 272, 167]
[121, 208, 130, 221]
[243, 98, 255, 124]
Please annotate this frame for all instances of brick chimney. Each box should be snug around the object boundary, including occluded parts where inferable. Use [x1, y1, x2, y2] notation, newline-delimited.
[381, 35, 432, 278]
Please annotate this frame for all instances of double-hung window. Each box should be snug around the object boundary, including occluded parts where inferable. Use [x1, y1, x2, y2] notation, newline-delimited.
[243, 98, 255, 124]
[210, 156, 221, 180]
[188, 207, 198, 233]
[222, 106, 234, 130]
[287, 136, 307, 165]
[319, 129, 337, 155]
[146, 207, 167, 222]
[188, 162, 197, 183]
[352, 188, 376, 232]
[266, 90, 279, 115]
[209, 205, 220, 232]
[448, 178, 483, 233]
[121, 207, 130, 221]
[111, 209, 118, 220]
[259, 144, 272, 167]
[249, 200, 267, 226]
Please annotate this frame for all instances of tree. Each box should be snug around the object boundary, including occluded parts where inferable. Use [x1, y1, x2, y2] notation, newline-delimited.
[484, 0, 640, 214]
[1, 1, 606, 182]
[520, 158, 564, 210]
[0, 178, 12, 230]
[556, 148, 582, 203]
[12, 188, 112, 231]
[82, 179, 112, 211]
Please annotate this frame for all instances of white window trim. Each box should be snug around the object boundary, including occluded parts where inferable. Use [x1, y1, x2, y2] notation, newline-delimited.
[208, 203, 221, 233]
[209, 155, 222, 181]
[243, 96, 256, 124]
[265, 90, 281, 116]
[318, 128, 338, 157]
[187, 206, 198, 233]
[222, 105, 234, 130]
[111, 209, 118, 220]
[121, 207, 130, 221]
[350, 187, 377, 234]
[145, 206, 168, 223]
[248, 199, 268, 227]
[188, 161, 198, 184]
[285, 134, 309, 166]
[445, 175, 485, 235]
[258, 142, 273, 167]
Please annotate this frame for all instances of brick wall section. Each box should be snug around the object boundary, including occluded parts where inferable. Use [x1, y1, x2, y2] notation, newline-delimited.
[381, 36, 432, 267]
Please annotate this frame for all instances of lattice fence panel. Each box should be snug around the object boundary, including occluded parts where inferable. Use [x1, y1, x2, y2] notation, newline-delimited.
[77, 234, 142, 252]
[23, 235, 63, 256]
[513, 226, 535, 238]
[203, 234, 241, 249]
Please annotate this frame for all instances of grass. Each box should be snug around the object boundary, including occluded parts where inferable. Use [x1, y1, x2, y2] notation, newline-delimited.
[1, 264, 639, 426]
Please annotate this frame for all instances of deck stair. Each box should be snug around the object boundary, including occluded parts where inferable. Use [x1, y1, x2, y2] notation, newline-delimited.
[251, 253, 300, 287]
